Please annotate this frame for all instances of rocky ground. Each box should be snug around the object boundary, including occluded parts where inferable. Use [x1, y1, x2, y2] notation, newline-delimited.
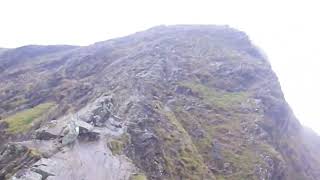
[0, 25, 320, 180]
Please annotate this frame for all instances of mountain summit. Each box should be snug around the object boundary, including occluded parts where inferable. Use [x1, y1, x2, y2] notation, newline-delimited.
[0, 25, 319, 180]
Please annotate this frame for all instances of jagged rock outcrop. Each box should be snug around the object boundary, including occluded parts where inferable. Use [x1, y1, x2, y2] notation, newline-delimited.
[0, 144, 40, 179]
[0, 25, 320, 180]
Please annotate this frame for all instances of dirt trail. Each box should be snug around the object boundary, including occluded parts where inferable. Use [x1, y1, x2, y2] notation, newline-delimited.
[40, 139, 134, 180]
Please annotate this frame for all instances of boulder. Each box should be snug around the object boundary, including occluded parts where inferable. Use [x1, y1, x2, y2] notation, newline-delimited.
[76, 121, 100, 141]
[31, 158, 56, 179]
[35, 120, 66, 140]
[61, 121, 79, 146]
[76, 120, 94, 134]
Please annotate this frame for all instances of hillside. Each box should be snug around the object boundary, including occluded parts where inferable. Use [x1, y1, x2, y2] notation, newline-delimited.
[0, 25, 320, 180]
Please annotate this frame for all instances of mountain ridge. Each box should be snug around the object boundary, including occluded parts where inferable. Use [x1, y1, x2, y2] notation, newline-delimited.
[0, 25, 319, 180]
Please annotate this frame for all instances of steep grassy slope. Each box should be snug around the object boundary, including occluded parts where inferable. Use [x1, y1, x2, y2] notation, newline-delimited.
[0, 25, 320, 180]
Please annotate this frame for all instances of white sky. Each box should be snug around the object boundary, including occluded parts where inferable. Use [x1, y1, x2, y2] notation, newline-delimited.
[0, 0, 319, 133]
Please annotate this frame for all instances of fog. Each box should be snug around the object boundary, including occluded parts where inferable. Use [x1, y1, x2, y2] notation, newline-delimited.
[1, 0, 319, 133]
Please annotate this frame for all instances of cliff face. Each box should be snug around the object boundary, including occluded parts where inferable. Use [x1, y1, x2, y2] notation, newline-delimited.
[0, 25, 319, 180]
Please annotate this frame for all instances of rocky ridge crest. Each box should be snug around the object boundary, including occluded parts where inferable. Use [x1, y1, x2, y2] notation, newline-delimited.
[0, 25, 320, 180]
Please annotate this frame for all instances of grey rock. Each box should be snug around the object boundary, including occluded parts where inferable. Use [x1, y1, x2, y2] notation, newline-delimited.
[61, 120, 79, 146]
[31, 158, 56, 179]
[11, 169, 42, 180]
[0, 144, 40, 179]
[87, 96, 114, 127]
[76, 120, 94, 133]
[1, 25, 320, 180]
[212, 140, 224, 169]
[77, 121, 100, 141]
[212, 140, 222, 161]
[175, 86, 195, 96]
[35, 120, 66, 140]
[223, 162, 233, 174]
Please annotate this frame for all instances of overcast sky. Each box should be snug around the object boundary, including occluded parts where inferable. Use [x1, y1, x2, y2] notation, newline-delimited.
[0, 0, 319, 133]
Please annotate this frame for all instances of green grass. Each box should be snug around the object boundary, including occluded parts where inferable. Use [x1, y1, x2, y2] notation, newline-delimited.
[180, 82, 249, 109]
[258, 143, 283, 161]
[107, 133, 129, 155]
[3, 102, 55, 133]
[154, 107, 215, 179]
[170, 95, 268, 180]
[130, 174, 147, 180]
[108, 140, 125, 155]
[216, 175, 226, 180]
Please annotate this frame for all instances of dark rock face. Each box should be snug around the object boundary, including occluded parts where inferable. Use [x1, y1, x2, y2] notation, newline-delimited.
[0, 144, 40, 179]
[0, 25, 320, 180]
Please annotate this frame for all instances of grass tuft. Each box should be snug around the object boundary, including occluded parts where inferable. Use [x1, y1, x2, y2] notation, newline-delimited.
[180, 82, 249, 109]
[130, 174, 147, 180]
